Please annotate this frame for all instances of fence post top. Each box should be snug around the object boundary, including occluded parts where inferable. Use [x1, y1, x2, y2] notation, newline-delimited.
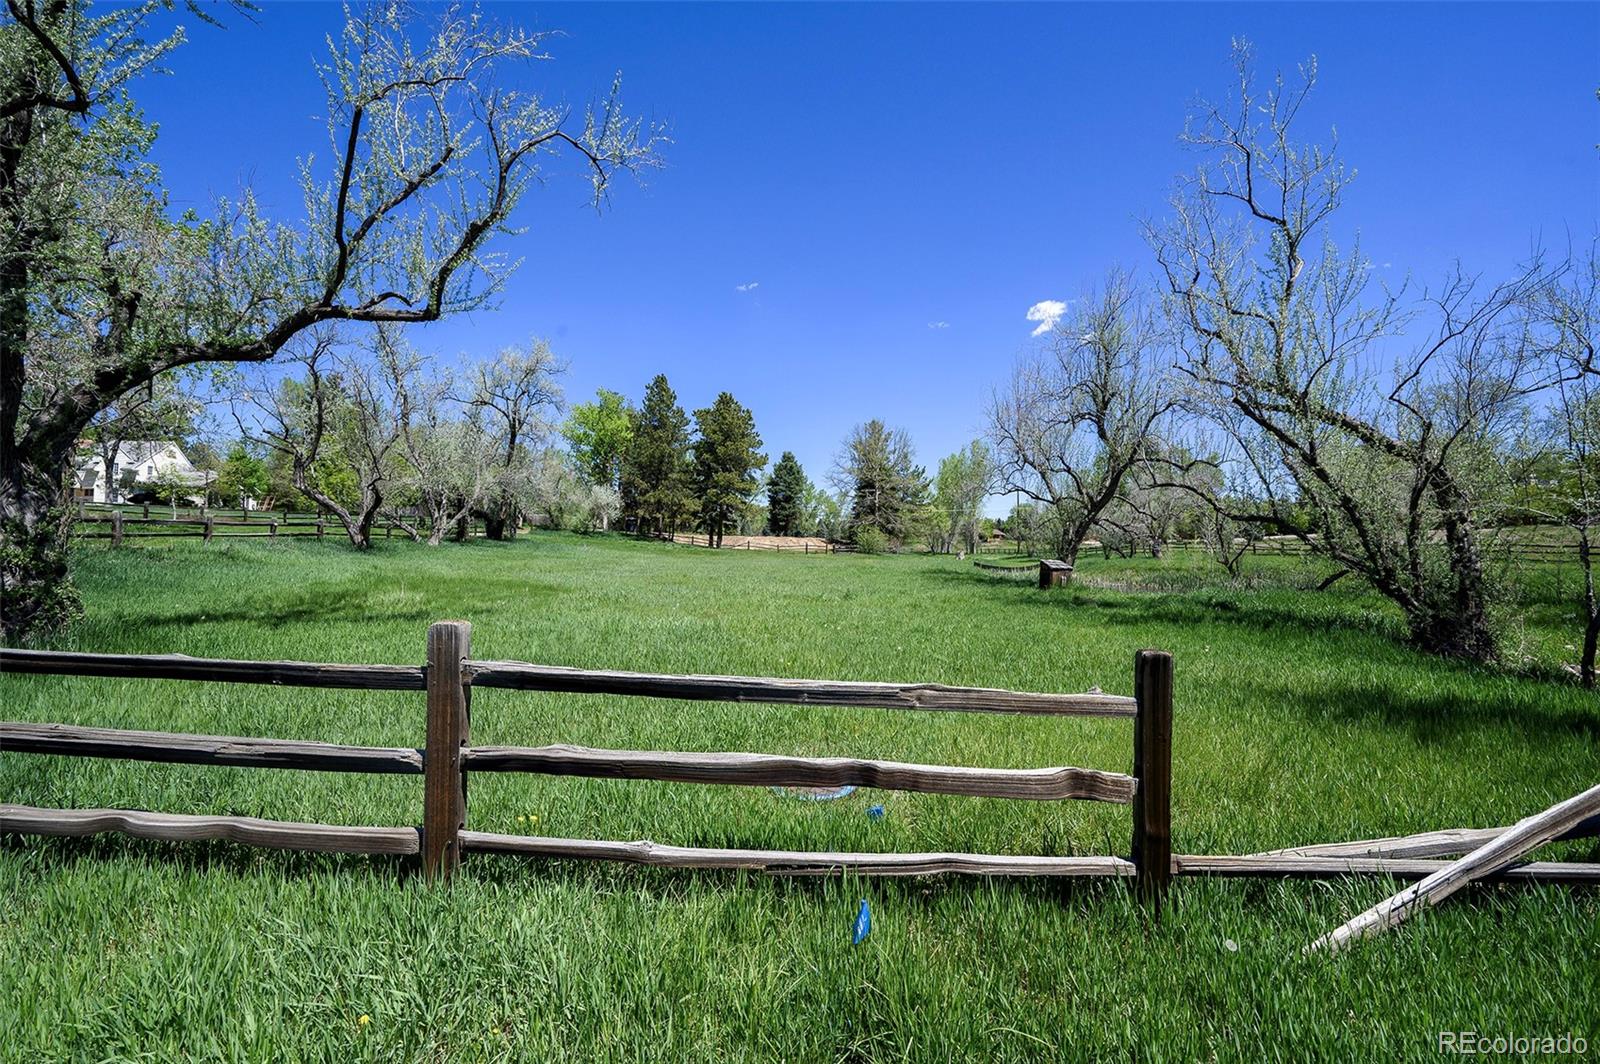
[427, 620, 473, 648]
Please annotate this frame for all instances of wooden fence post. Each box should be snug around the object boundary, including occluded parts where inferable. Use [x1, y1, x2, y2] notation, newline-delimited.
[142, 503, 150, 520]
[316, 517, 325, 540]
[423, 620, 472, 882]
[269, 520, 278, 539]
[203, 516, 214, 543]
[1132, 648, 1173, 908]
[110, 509, 123, 547]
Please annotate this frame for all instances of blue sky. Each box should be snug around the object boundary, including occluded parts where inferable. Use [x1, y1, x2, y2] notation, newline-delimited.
[138, 2, 1597, 511]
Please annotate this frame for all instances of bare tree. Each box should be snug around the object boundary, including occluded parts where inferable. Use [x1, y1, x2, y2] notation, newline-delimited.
[1147, 43, 1549, 661]
[988, 270, 1173, 570]
[241, 328, 406, 548]
[516, 448, 616, 533]
[1528, 246, 1599, 684]
[2, 1, 661, 637]
[469, 339, 566, 539]
[1102, 455, 1207, 559]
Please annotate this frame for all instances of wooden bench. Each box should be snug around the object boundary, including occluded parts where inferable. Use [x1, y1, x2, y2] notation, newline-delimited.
[1039, 559, 1073, 588]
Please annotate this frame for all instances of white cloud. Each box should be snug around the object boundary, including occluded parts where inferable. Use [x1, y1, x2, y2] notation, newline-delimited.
[735, 281, 760, 293]
[1026, 299, 1067, 336]
[927, 321, 950, 330]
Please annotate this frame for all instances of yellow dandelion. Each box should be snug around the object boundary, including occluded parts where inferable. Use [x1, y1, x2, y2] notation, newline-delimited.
[516, 815, 526, 823]
[357, 1014, 371, 1027]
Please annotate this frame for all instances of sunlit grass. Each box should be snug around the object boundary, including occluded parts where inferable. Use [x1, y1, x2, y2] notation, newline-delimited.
[2, 533, 1596, 1060]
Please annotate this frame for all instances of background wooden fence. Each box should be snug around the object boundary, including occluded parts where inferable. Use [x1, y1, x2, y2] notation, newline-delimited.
[657, 532, 857, 553]
[73, 503, 484, 544]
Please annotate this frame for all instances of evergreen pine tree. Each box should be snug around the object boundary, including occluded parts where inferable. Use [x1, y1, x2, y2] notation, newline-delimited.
[692, 393, 766, 547]
[621, 375, 694, 534]
[766, 451, 808, 535]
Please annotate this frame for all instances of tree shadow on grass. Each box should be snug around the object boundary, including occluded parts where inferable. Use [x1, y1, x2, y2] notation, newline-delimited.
[1272, 677, 1600, 745]
[932, 567, 1599, 741]
[929, 565, 1403, 642]
[105, 592, 439, 634]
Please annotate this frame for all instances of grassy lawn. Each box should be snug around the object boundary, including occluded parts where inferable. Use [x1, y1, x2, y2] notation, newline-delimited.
[2, 533, 1597, 1060]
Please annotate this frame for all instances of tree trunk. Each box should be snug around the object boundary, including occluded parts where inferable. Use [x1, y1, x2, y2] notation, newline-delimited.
[1581, 608, 1598, 690]
[1580, 538, 1597, 689]
[0, 451, 81, 640]
[1405, 606, 1497, 663]
[352, 507, 376, 549]
[1409, 491, 1497, 663]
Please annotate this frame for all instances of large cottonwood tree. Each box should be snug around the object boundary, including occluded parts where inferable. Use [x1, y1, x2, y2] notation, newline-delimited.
[0, 0, 660, 638]
[1147, 45, 1544, 662]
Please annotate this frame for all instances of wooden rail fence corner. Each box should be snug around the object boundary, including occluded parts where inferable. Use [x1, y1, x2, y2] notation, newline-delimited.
[423, 621, 472, 882]
[1132, 648, 1174, 908]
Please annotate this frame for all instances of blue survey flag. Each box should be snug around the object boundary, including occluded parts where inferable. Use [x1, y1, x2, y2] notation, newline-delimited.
[852, 899, 872, 944]
[866, 804, 885, 819]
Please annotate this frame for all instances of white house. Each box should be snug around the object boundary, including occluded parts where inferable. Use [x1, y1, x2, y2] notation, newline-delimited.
[73, 441, 211, 504]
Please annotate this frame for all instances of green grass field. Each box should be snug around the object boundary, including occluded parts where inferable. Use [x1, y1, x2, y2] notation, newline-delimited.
[2, 534, 1597, 1061]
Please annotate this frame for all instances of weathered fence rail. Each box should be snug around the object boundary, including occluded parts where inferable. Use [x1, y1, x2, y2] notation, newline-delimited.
[4, 630, 1595, 910]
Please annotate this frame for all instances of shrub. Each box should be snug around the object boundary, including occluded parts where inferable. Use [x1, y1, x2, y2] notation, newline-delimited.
[852, 527, 889, 554]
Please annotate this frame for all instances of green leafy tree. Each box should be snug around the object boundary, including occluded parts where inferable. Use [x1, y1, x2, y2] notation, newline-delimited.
[563, 389, 633, 492]
[808, 485, 848, 541]
[930, 441, 993, 553]
[766, 451, 809, 535]
[692, 392, 765, 548]
[214, 442, 270, 511]
[622, 374, 693, 534]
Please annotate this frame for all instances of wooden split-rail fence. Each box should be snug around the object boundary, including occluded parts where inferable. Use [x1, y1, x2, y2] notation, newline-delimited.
[0, 627, 1172, 899]
[3, 629, 1596, 916]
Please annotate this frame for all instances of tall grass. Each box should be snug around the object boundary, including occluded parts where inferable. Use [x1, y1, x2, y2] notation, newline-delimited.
[2, 534, 1596, 1060]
